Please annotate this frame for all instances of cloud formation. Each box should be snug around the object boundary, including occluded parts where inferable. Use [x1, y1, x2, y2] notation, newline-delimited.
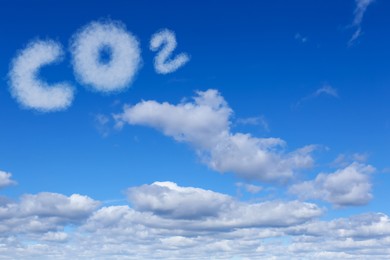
[295, 85, 339, 108]
[9, 40, 74, 111]
[0, 171, 16, 188]
[294, 33, 308, 43]
[71, 20, 141, 92]
[349, 0, 375, 45]
[236, 182, 263, 194]
[127, 182, 321, 226]
[0, 192, 99, 235]
[290, 162, 375, 206]
[236, 115, 270, 131]
[1, 180, 390, 259]
[114, 89, 315, 182]
[150, 29, 190, 74]
[127, 181, 232, 219]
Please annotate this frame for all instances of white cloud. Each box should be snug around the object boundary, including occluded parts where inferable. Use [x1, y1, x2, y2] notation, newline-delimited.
[127, 182, 322, 227]
[70, 20, 141, 92]
[150, 29, 190, 74]
[236, 115, 270, 131]
[290, 162, 375, 206]
[0, 192, 100, 235]
[114, 89, 315, 182]
[9, 40, 74, 112]
[285, 212, 390, 258]
[91, 183, 323, 235]
[236, 182, 263, 194]
[349, 0, 375, 45]
[1, 180, 390, 259]
[18, 193, 100, 219]
[295, 85, 338, 108]
[0, 171, 16, 188]
[313, 85, 338, 98]
[127, 181, 233, 219]
[41, 232, 68, 242]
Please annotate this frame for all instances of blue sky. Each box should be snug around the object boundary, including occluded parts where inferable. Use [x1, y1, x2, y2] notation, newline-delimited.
[1, 0, 390, 258]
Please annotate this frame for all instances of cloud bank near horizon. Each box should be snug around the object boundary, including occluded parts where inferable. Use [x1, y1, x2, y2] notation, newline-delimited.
[0, 172, 389, 259]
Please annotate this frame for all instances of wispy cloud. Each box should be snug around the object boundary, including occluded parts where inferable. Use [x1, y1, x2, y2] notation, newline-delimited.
[295, 85, 339, 108]
[70, 20, 141, 92]
[294, 33, 308, 43]
[313, 85, 339, 98]
[9, 40, 74, 112]
[236, 182, 263, 194]
[150, 29, 190, 74]
[236, 115, 270, 132]
[349, 0, 375, 45]
[94, 114, 111, 137]
[331, 152, 369, 167]
[114, 90, 315, 182]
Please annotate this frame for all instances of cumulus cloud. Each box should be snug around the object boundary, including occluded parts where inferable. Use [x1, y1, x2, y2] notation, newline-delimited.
[1, 180, 390, 259]
[89, 182, 323, 236]
[0, 171, 16, 188]
[0, 192, 99, 235]
[290, 162, 375, 206]
[127, 181, 233, 219]
[349, 0, 375, 45]
[70, 20, 141, 92]
[285, 212, 390, 258]
[9, 40, 74, 112]
[10, 209, 387, 259]
[127, 182, 322, 226]
[150, 29, 190, 74]
[114, 89, 315, 182]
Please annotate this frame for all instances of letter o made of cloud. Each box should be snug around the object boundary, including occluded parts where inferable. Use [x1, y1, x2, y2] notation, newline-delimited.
[9, 40, 74, 112]
[70, 21, 141, 92]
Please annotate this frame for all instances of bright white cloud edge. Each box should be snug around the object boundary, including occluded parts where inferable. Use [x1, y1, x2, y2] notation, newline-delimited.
[290, 162, 375, 207]
[114, 89, 315, 182]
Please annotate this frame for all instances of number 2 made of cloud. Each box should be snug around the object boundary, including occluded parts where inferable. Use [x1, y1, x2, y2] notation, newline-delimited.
[8, 20, 190, 112]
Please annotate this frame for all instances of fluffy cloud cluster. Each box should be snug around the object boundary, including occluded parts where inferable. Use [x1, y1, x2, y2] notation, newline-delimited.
[114, 89, 315, 182]
[126, 182, 322, 228]
[0, 192, 100, 235]
[290, 162, 375, 207]
[0, 180, 389, 259]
